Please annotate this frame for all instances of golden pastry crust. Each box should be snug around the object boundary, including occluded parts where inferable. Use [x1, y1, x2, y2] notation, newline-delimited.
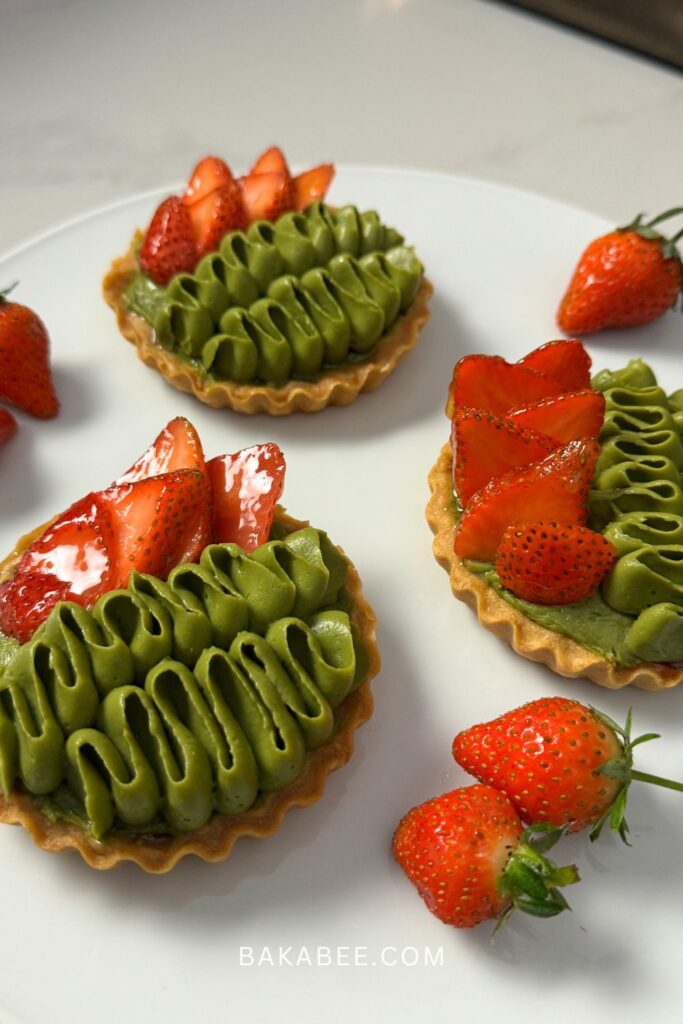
[426, 443, 683, 693]
[103, 238, 433, 415]
[0, 508, 380, 871]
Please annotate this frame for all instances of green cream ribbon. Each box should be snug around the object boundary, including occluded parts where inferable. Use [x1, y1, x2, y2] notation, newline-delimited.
[0, 528, 363, 838]
[125, 201, 422, 386]
[591, 360, 683, 661]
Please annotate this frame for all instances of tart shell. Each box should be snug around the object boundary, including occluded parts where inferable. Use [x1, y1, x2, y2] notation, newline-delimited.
[0, 508, 380, 871]
[103, 237, 433, 415]
[426, 443, 683, 693]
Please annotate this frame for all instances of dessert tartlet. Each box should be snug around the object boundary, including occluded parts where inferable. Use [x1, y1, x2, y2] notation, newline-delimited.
[103, 147, 432, 414]
[426, 340, 683, 691]
[0, 420, 380, 870]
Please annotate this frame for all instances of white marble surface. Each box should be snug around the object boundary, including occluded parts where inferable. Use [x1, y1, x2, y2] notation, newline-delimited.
[1, 0, 682, 251]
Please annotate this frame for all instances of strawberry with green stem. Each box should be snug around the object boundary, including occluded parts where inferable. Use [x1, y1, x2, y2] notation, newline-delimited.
[453, 697, 683, 844]
[557, 207, 683, 334]
[393, 783, 579, 929]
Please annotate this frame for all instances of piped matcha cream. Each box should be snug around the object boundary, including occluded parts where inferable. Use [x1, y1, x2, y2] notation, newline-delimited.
[0, 527, 368, 840]
[124, 201, 423, 387]
[464, 359, 683, 667]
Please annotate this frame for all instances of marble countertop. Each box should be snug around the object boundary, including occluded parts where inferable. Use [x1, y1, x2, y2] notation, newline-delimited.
[1, 0, 682, 252]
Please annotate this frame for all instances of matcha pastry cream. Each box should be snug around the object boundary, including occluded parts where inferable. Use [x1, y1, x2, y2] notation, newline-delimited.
[104, 200, 432, 415]
[427, 347, 683, 692]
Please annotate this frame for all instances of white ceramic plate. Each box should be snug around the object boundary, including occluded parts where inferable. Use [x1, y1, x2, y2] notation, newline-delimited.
[1, 169, 682, 1024]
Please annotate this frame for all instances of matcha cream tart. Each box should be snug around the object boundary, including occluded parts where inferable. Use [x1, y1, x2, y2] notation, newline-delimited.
[0, 509, 380, 871]
[427, 358, 683, 692]
[103, 201, 432, 415]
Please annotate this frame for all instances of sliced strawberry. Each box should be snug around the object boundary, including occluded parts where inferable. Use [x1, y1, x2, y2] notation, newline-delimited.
[0, 408, 17, 446]
[518, 340, 592, 391]
[291, 163, 335, 211]
[240, 171, 293, 223]
[182, 155, 234, 206]
[0, 573, 72, 645]
[139, 196, 198, 285]
[249, 146, 291, 179]
[115, 417, 206, 485]
[452, 408, 559, 507]
[0, 493, 116, 642]
[454, 438, 600, 562]
[446, 355, 563, 419]
[101, 469, 212, 583]
[187, 179, 246, 258]
[206, 443, 286, 552]
[507, 389, 605, 443]
[496, 521, 618, 604]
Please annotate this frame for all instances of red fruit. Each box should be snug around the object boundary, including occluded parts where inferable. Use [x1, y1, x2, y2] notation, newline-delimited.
[187, 179, 246, 258]
[507, 389, 605, 443]
[207, 443, 286, 552]
[518, 339, 591, 391]
[249, 145, 290, 179]
[446, 355, 563, 419]
[115, 416, 206, 485]
[291, 163, 335, 212]
[452, 698, 683, 841]
[495, 521, 617, 604]
[454, 438, 600, 562]
[0, 288, 59, 419]
[183, 156, 234, 205]
[0, 573, 72, 645]
[100, 469, 212, 582]
[239, 171, 293, 223]
[0, 408, 17, 446]
[392, 784, 578, 928]
[451, 408, 558, 507]
[139, 196, 198, 285]
[557, 209, 683, 334]
[0, 493, 116, 642]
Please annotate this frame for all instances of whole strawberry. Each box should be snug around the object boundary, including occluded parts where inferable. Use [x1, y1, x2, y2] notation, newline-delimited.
[495, 521, 617, 604]
[453, 698, 683, 842]
[392, 783, 579, 928]
[0, 286, 59, 418]
[557, 208, 683, 334]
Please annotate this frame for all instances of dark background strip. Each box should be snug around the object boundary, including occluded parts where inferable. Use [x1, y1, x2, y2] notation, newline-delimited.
[500, 0, 683, 70]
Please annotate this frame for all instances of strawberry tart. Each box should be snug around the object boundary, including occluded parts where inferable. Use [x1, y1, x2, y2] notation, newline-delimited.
[103, 146, 432, 414]
[0, 419, 379, 870]
[426, 339, 683, 691]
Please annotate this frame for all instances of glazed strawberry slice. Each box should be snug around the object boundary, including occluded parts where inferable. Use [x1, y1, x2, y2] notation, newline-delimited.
[0, 493, 116, 643]
[507, 389, 605, 443]
[495, 521, 618, 605]
[139, 196, 198, 285]
[249, 145, 291, 179]
[0, 408, 17, 446]
[115, 417, 206, 485]
[291, 163, 335, 211]
[101, 468, 212, 581]
[518, 339, 592, 391]
[454, 438, 600, 562]
[183, 155, 234, 206]
[207, 443, 286, 552]
[452, 408, 559, 507]
[187, 179, 246, 258]
[240, 171, 293, 223]
[446, 355, 563, 419]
